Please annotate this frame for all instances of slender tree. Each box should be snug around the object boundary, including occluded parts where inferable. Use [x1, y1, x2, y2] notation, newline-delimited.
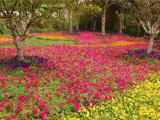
[62, 0, 83, 33]
[0, 0, 50, 61]
[130, 0, 160, 54]
[93, 0, 117, 35]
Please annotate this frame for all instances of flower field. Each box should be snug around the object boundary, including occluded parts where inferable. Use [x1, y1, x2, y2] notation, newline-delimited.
[0, 32, 160, 119]
[65, 72, 160, 120]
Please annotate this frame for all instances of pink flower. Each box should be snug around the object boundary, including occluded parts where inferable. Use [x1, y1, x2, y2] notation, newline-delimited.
[39, 101, 47, 109]
[35, 96, 41, 103]
[74, 102, 80, 111]
[26, 82, 32, 88]
[106, 87, 111, 93]
[0, 76, 8, 81]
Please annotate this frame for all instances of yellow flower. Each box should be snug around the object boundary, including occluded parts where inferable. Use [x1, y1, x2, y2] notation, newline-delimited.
[0, 36, 12, 42]
[36, 35, 67, 40]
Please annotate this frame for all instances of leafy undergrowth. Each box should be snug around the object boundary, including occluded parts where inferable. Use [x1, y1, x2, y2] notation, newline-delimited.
[64, 71, 160, 120]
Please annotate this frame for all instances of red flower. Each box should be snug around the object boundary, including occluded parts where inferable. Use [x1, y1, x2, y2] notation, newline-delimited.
[105, 96, 110, 100]
[6, 104, 13, 109]
[93, 93, 99, 99]
[33, 107, 39, 114]
[17, 96, 29, 103]
[39, 110, 47, 119]
[15, 103, 22, 112]
[0, 76, 8, 81]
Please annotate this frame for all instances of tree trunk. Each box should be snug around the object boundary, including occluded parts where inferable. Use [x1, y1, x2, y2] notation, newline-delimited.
[137, 22, 141, 36]
[85, 22, 88, 30]
[69, 10, 73, 34]
[76, 18, 79, 31]
[119, 14, 124, 34]
[101, 9, 106, 36]
[76, 12, 80, 31]
[14, 36, 25, 61]
[147, 35, 155, 55]
[93, 20, 97, 31]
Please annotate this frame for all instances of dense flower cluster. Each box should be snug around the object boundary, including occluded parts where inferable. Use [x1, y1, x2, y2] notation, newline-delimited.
[64, 71, 160, 120]
[29, 32, 70, 40]
[0, 36, 12, 44]
[0, 32, 159, 119]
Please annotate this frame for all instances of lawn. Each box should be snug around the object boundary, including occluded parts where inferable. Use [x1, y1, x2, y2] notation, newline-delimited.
[0, 32, 160, 119]
[0, 37, 75, 48]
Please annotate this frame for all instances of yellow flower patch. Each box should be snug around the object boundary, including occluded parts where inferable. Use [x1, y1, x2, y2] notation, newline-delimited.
[35, 35, 67, 40]
[0, 36, 12, 42]
[111, 41, 145, 47]
[68, 41, 146, 48]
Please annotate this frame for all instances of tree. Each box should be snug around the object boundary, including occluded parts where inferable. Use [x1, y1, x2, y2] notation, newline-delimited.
[62, 0, 83, 33]
[81, 2, 101, 31]
[0, 0, 50, 61]
[130, 0, 160, 54]
[93, 0, 117, 35]
[115, 0, 128, 34]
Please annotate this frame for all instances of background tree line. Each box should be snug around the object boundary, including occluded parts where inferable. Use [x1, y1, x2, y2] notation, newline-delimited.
[0, 0, 160, 61]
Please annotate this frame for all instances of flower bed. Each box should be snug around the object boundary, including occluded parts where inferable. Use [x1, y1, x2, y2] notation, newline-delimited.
[0, 32, 159, 119]
[64, 71, 160, 120]
[0, 36, 12, 45]
[29, 32, 70, 41]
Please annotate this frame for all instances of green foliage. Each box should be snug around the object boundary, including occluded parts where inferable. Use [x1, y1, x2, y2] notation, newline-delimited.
[52, 17, 66, 31]
[81, 3, 102, 17]
[0, 0, 52, 37]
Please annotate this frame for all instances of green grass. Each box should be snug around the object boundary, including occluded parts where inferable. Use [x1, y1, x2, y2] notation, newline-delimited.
[2, 68, 24, 77]
[0, 37, 75, 48]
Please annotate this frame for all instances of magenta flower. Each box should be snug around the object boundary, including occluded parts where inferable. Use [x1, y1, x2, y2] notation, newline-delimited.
[35, 96, 41, 103]
[74, 102, 80, 111]
[39, 101, 47, 109]
[106, 87, 111, 93]
[33, 107, 39, 114]
[17, 96, 29, 103]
